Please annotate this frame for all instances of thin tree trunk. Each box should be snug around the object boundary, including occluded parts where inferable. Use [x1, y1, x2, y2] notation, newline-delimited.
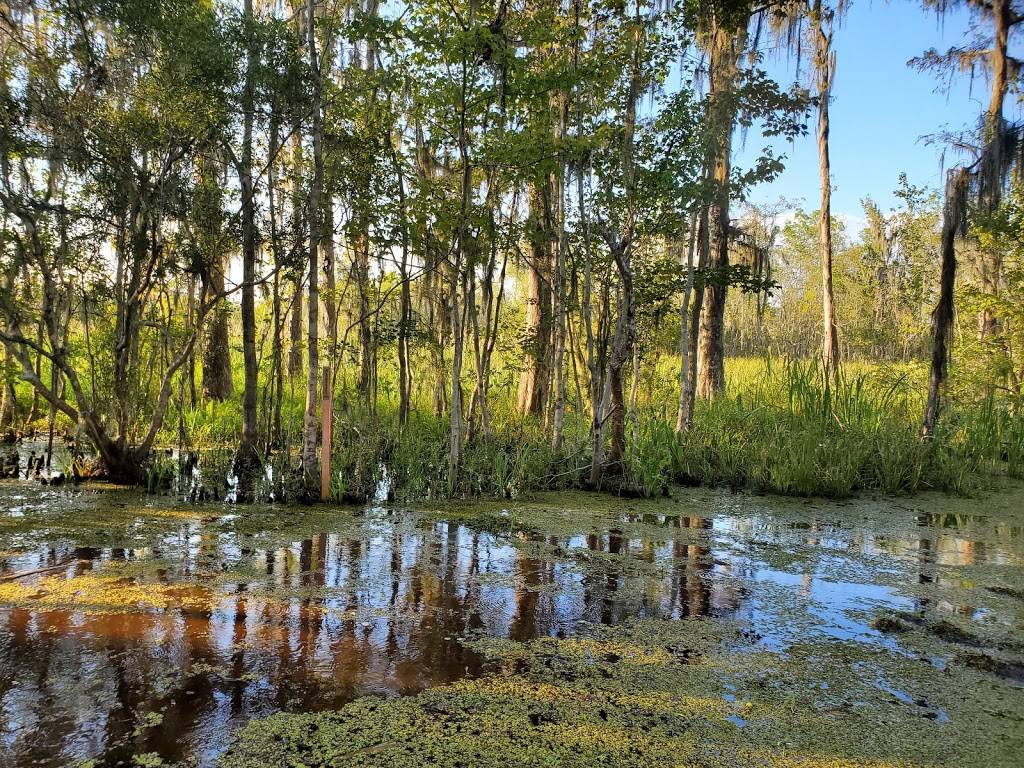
[686, 207, 710, 425]
[268, 117, 285, 446]
[550, 94, 568, 451]
[237, 0, 260, 497]
[450, 108, 470, 478]
[324, 198, 338, 364]
[303, 0, 322, 491]
[675, 212, 698, 434]
[579, 162, 605, 488]
[354, 233, 373, 404]
[288, 129, 305, 380]
[628, 343, 640, 447]
[394, 147, 412, 426]
[607, 283, 632, 474]
[814, 0, 840, 378]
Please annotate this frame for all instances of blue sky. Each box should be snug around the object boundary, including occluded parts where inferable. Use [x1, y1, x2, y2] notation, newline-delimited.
[735, 0, 1022, 225]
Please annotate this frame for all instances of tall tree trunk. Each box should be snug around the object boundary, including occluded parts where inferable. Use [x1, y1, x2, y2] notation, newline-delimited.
[199, 153, 232, 402]
[394, 147, 413, 426]
[550, 94, 568, 451]
[579, 163, 605, 488]
[237, 0, 260, 498]
[814, 0, 840, 378]
[288, 130, 305, 380]
[303, 0, 322, 491]
[697, 24, 744, 400]
[517, 179, 552, 416]
[355, 0, 379, 409]
[414, 124, 450, 417]
[605, 17, 643, 477]
[449, 39, 475, 482]
[268, 117, 285, 446]
[979, 0, 1011, 339]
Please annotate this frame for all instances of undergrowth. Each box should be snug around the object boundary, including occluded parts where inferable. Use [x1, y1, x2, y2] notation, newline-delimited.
[127, 358, 1024, 503]
[315, 359, 1024, 502]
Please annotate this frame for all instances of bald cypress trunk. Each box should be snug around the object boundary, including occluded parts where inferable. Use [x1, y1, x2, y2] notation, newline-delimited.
[697, 163, 730, 398]
[199, 154, 232, 403]
[978, 0, 1010, 340]
[517, 179, 552, 416]
[200, 260, 233, 401]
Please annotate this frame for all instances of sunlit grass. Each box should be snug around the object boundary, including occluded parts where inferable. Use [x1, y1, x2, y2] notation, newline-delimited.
[130, 355, 1024, 500]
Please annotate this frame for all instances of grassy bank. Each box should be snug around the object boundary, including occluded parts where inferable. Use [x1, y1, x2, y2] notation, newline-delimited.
[309, 358, 1024, 502]
[80, 357, 1024, 503]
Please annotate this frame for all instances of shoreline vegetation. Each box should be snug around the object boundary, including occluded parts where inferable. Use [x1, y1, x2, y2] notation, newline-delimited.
[120, 357, 1019, 505]
[7, 355, 1019, 504]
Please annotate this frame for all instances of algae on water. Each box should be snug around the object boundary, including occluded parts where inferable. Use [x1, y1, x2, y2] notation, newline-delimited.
[1, 482, 1023, 767]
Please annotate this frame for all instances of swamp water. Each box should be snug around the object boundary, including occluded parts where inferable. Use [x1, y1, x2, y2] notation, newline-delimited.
[0, 482, 1022, 767]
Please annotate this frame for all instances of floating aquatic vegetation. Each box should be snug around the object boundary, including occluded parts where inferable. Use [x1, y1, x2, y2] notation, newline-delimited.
[221, 616, 1024, 767]
[2, 482, 1023, 767]
[0, 561, 216, 614]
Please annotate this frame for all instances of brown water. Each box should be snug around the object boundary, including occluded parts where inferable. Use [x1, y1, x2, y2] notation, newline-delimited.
[1, 483, 1022, 767]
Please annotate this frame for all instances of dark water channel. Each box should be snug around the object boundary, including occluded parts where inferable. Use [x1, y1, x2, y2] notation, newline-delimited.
[0, 482, 1022, 767]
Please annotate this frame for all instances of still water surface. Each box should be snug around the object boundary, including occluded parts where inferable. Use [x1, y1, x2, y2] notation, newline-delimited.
[0, 483, 1021, 766]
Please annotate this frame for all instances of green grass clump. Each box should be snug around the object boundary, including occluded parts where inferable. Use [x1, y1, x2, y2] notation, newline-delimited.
[324, 408, 590, 503]
[662, 359, 1018, 496]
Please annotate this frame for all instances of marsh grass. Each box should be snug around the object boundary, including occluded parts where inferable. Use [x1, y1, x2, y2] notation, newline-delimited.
[150, 357, 1023, 502]
[664, 358, 1024, 496]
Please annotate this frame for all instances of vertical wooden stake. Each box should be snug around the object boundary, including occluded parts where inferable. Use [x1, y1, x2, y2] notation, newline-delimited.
[320, 366, 332, 501]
